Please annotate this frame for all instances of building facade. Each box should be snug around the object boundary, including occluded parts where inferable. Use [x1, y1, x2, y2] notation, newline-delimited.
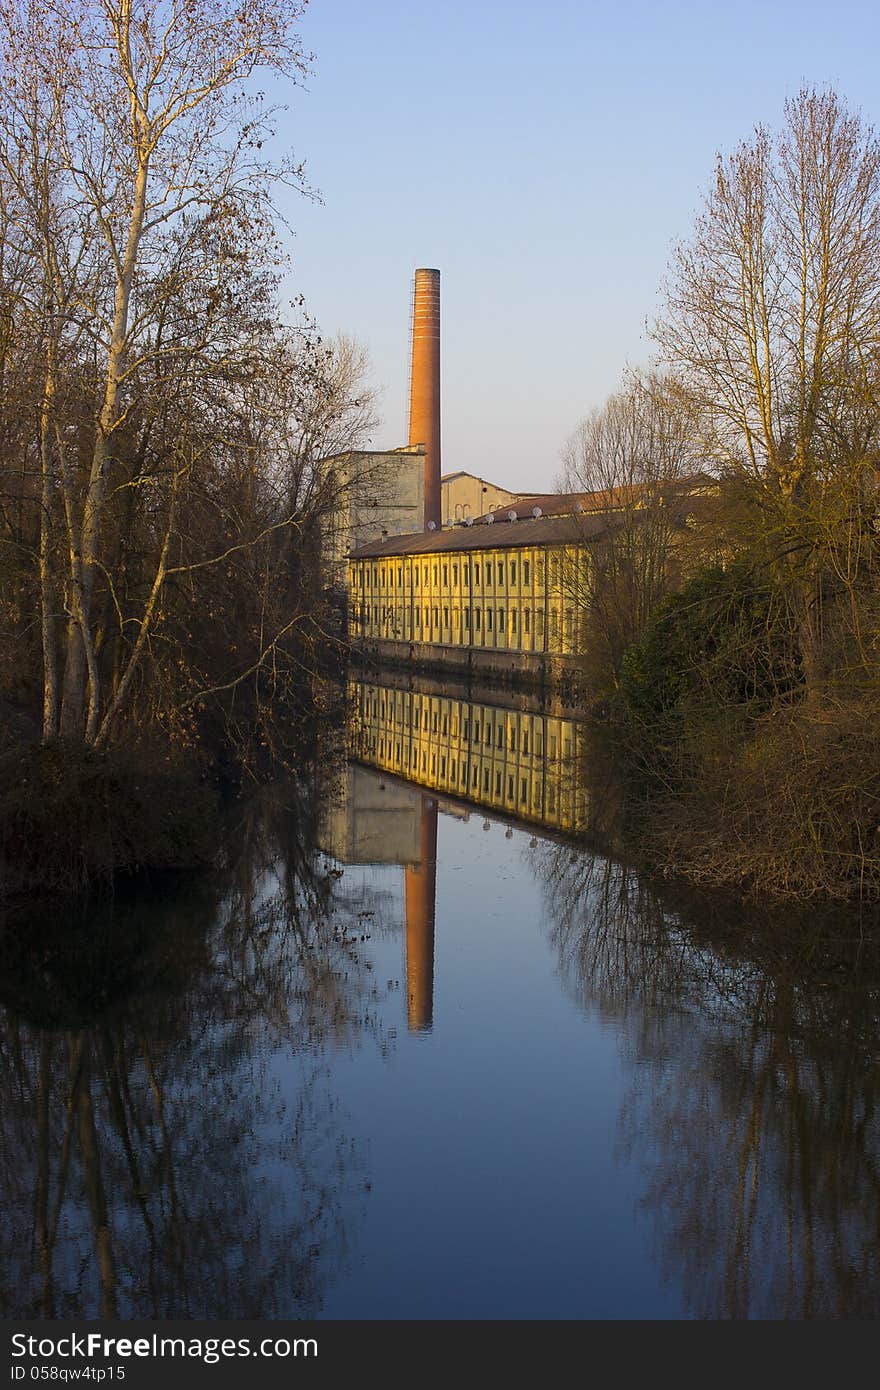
[440, 471, 521, 526]
[347, 513, 609, 661]
[321, 445, 425, 584]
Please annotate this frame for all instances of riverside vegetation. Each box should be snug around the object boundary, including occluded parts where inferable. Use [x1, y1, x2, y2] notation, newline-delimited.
[0, 1, 377, 894]
[563, 90, 880, 904]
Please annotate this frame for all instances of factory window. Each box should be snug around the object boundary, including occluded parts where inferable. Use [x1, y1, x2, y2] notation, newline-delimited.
[454, 607, 460, 628]
[472, 766, 478, 787]
[509, 726, 517, 751]
[536, 610, 544, 637]
[495, 771, 502, 796]
[475, 563, 481, 583]
[453, 564, 458, 583]
[524, 560, 530, 584]
[521, 778, 528, 803]
[443, 565, 448, 586]
[498, 562, 504, 583]
[550, 611, 559, 643]
[415, 609, 420, 627]
[424, 607, 429, 628]
[443, 606, 449, 625]
[473, 720, 480, 741]
[373, 606, 378, 623]
[508, 775, 514, 800]
[433, 565, 438, 584]
[535, 728, 543, 756]
[511, 610, 517, 634]
[565, 610, 573, 642]
[498, 608, 504, 632]
[451, 759, 456, 781]
[441, 756, 446, 777]
[524, 609, 530, 634]
[464, 607, 470, 629]
[550, 734, 557, 757]
[463, 719, 469, 740]
[511, 562, 517, 583]
[464, 563, 470, 582]
[497, 726, 503, 749]
[414, 708, 420, 729]
[485, 721, 492, 745]
[523, 729, 530, 755]
[433, 607, 438, 626]
[381, 570, 385, 586]
[475, 608, 481, 629]
[398, 565, 403, 584]
[423, 566, 428, 584]
[433, 710, 439, 732]
[442, 713, 448, 735]
[484, 768, 490, 792]
[487, 609, 493, 630]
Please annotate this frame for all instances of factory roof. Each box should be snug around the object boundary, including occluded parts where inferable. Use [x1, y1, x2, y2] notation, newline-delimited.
[477, 475, 715, 522]
[349, 510, 623, 560]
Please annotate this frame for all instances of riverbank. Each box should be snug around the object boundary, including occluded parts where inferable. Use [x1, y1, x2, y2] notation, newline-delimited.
[617, 697, 880, 905]
[0, 739, 220, 899]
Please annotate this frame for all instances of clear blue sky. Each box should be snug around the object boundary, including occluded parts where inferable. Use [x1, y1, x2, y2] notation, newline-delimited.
[268, 0, 880, 493]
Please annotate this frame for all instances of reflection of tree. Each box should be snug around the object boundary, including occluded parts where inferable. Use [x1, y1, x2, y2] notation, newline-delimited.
[529, 837, 880, 1317]
[0, 775, 386, 1318]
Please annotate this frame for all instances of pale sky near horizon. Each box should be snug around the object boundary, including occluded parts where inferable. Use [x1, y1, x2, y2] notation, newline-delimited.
[268, 0, 880, 493]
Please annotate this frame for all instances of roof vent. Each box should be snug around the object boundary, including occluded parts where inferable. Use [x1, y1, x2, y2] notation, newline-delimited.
[508, 509, 518, 522]
[465, 516, 474, 526]
[532, 506, 542, 519]
[427, 519, 436, 531]
[486, 513, 494, 524]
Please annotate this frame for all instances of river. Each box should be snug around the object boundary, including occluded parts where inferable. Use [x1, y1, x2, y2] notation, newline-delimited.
[2, 674, 879, 1319]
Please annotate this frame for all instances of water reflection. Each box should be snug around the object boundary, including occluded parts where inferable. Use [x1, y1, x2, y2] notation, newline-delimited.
[347, 675, 591, 833]
[529, 837, 880, 1318]
[0, 780, 384, 1319]
[2, 678, 880, 1319]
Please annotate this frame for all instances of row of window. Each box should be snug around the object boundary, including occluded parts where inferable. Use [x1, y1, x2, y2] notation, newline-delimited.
[353, 555, 559, 590]
[357, 603, 575, 641]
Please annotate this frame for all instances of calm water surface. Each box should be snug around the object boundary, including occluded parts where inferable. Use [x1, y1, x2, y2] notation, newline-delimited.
[2, 676, 879, 1319]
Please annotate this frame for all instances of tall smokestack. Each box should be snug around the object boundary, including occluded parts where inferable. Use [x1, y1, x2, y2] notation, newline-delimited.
[408, 268, 441, 530]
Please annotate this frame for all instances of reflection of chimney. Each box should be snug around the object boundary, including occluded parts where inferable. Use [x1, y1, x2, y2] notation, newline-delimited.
[403, 794, 437, 1031]
[408, 268, 441, 531]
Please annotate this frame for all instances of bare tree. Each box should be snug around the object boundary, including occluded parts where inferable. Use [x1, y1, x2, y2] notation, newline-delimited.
[559, 370, 712, 688]
[655, 87, 880, 694]
[0, 0, 314, 745]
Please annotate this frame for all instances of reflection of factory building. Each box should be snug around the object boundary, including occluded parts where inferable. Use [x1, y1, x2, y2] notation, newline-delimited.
[348, 679, 589, 835]
[320, 763, 437, 1034]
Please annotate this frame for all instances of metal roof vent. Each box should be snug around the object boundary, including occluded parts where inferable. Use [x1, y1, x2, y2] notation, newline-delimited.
[486, 513, 494, 524]
[532, 506, 542, 518]
[508, 509, 518, 522]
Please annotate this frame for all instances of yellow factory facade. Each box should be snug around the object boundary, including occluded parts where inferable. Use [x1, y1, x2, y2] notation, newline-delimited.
[347, 512, 610, 659]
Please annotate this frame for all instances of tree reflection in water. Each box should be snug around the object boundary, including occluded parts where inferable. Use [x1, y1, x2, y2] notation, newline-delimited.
[528, 837, 880, 1318]
[0, 776, 389, 1319]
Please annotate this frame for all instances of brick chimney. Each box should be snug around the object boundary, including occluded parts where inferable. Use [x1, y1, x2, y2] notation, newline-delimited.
[408, 268, 441, 530]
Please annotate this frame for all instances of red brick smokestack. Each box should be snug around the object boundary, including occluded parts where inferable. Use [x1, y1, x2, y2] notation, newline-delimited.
[408, 268, 441, 530]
